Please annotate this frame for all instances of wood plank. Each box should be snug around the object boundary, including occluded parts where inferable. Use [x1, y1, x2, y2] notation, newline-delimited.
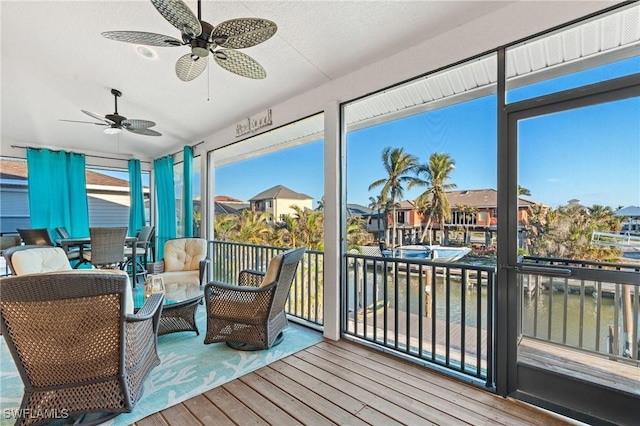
[240, 372, 334, 426]
[182, 394, 235, 426]
[156, 404, 200, 425]
[307, 343, 508, 425]
[321, 340, 572, 426]
[203, 386, 269, 425]
[254, 366, 370, 426]
[284, 352, 437, 425]
[134, 413, 169, 426]
[519, 338, 639, 396]
[138, 338, 585, 426]
[298, 347, 474, 425]
[222, 378, 303, 425]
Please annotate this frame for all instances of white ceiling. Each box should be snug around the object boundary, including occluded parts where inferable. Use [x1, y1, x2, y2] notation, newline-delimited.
[0, 0, 512, 160]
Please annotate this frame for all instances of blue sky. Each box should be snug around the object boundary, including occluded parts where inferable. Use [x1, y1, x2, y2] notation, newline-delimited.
[215, 57, 639, 210]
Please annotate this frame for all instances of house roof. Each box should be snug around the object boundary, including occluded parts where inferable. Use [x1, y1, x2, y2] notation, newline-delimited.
[214, 195, 246, 203]
[616, 206, 640, 217]
[346, 204, 373, 217]
[447, 189, 536, 208]
[392, 188, 538, 210]
[249, 185, 312, 201]
[0, 159, 130, 187]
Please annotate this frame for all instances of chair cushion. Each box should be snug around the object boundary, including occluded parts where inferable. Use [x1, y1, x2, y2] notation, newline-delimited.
[12, 247, 72, 275]
[261, 254, 283, 287]
[158, 270, 200, 288]
[164, 239, 207, 272]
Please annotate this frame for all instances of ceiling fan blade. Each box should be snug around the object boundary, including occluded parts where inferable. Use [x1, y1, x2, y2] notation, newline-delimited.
[59, 119, 107, 126]
[213, 49, 267, 79]
[150, 0, 201, 38]
[211, 18, 277, 49]
[82, 110, 114, 124]
[122, 119, 156, 130]
[127, 128, 162, 137]
[101, 31, 182, 47]
[175, 53, 207, 82]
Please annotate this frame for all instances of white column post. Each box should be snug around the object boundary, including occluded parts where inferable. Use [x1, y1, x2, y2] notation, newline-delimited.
[323, 101, 341, 341]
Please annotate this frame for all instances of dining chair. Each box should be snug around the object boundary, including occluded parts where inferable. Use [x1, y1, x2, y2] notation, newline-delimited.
[80, 227, 127, 269]
[19, 227, 82, 263]
[17, 228, 54, 246]
[123, 225, 155, 283]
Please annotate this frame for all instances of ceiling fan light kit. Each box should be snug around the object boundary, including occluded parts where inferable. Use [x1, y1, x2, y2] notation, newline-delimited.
[101, 0, 277, 82]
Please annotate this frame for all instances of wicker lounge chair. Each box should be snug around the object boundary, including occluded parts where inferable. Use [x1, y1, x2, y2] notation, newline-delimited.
[0, 235, 22, 276]
[146, 237, 209, 299]
[0, 271, 163, 426]
[3, 245, 72, 276]
[204, 247, 306, 350]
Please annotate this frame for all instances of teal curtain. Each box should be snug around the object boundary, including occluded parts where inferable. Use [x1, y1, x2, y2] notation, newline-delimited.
[182, 146, 194, 237]
[26, 148, 89, 238]
[154, 155, 176, 259]
[128, 159, 146, 236]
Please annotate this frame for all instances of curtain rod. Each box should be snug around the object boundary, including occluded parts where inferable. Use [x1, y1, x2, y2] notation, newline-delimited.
[10, 145, 152, 164]
[167, 141, 204, 158]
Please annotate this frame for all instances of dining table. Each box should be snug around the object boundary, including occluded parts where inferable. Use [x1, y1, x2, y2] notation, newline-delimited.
[56, 236, 137, 276]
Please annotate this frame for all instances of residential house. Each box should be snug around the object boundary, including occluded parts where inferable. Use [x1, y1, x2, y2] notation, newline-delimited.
[249, 185, 313, 222]
[0, 158, 148, 234]
[389, 189, 538, 246]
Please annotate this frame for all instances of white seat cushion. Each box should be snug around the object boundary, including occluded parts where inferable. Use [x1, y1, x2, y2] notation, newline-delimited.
[12, 247, 72, 275]
[163, 239, 207, 272]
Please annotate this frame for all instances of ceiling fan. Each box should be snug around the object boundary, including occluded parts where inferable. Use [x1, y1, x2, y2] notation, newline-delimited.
[60, 88, 161, 136]
[101, 0, 277, 82]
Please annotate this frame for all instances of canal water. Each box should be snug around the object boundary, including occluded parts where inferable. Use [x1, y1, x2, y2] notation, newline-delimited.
[348, 267, 617, 353]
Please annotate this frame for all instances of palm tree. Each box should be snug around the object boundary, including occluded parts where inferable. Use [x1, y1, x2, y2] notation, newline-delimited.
[368, 147, 421, 248]
[518, 185, 531, 196]
[413, 153, 457, 244]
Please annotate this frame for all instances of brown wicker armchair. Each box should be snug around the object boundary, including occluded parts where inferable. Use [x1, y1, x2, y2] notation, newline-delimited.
[204, 247, 306, 350]
[0, 271, 163, 426]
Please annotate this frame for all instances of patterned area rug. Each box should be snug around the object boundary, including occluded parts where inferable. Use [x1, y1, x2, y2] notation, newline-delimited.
[0, 307, 323, 425]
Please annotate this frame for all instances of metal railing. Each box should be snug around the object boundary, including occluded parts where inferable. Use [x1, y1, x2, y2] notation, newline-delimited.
[519, 256, 639, 364]
[344, 253, 496, 387]
[209, 241, 324, 327]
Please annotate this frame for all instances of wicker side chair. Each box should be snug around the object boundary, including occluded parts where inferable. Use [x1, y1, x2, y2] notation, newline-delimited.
[79, 227, 127, 269]
[0, 271, 164, 426]
[204, 247, 306, 350]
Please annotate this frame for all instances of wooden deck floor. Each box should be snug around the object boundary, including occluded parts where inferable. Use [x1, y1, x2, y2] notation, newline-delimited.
[135, 339, 579, 426]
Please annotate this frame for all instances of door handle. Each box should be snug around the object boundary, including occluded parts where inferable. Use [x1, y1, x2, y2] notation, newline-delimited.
[516, 264, 573, 277]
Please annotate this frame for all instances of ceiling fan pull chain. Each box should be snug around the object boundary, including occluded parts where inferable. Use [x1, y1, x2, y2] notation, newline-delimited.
[207, 56, 211, 101]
